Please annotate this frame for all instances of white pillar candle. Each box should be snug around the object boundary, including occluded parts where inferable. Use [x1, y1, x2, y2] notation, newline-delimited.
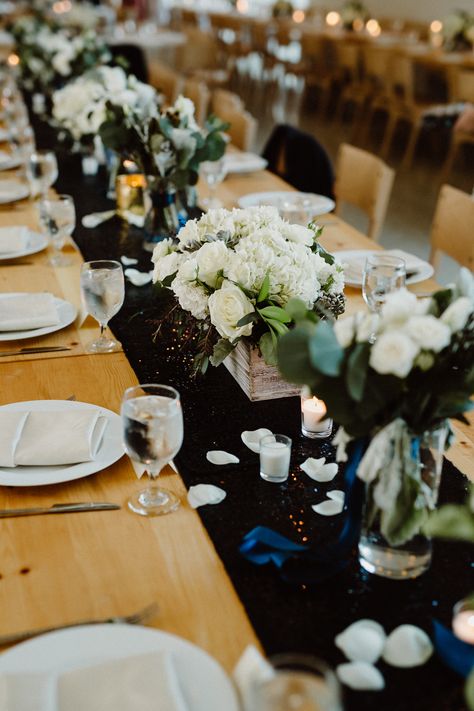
[259, 436, 291, 483]
[453, 610, 474, 645]
[302, 396, 328, 431]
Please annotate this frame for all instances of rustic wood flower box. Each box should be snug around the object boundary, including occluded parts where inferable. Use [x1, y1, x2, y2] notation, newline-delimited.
[223, 341, 299, 402]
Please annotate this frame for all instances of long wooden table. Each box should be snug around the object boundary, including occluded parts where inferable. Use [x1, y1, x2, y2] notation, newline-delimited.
[0, 161, 472, 680]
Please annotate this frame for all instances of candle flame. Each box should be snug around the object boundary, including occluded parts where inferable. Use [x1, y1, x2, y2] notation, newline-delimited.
[430, 20, 443, 33]
[7, 53, 19, 67]
[326, 11, 340, 26]
[292, 10, 305, 23]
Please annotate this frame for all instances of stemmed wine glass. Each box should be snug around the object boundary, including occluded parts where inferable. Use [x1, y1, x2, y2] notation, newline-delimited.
[38, 194, 76, 267]
[122, 384, 184, 516]
[26, 150, 58, 199]
[362, 254, 406, 341]
[80, 260, 125, 353]
[200, 158, 226, 209]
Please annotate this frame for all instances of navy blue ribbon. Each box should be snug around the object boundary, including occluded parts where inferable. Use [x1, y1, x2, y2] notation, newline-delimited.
[239, 438, 368, 584]
[433, 620, 474, 678]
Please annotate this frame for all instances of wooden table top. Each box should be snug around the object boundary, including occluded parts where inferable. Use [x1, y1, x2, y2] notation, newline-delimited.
[0, 162, 472, 675]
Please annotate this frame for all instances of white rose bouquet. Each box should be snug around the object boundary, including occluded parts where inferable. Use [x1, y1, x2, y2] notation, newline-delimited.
[51, 66, 157, 152]
[152, 206, 345, 372]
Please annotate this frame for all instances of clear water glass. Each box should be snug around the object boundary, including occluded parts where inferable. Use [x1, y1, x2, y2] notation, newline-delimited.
[80, 260, 125, 353]
[38, 194, 76, 267]
[249, 654, 343, 711]
[122, 384, 183, 516]
[362, 254, 406, 339]
[26, 150, 58, 199]
[200, 159, 226, 209]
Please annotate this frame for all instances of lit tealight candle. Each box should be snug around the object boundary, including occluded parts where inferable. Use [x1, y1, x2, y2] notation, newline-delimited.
[453, 599, 474, 645]
[301, 387, 333, 439]
[326, 11, 341, 27]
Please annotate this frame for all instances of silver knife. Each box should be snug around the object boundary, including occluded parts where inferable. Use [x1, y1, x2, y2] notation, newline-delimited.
[0, 346, 72, 358]
[0, 502, 121, 518]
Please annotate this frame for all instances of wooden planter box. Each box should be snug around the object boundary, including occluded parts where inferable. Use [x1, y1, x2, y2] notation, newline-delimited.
[223, 340, 299, 402]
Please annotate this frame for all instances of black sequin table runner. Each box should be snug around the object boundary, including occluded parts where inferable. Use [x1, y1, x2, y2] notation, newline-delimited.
[34, 128, 472, 711]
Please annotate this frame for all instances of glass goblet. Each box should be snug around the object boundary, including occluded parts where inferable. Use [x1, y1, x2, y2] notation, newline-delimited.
[362, 254, 406, 341]
[200, 158, 226, 209]
[122, 384, 183, 516]
[38, 194, 76, 267]
[80, 260, 125, 353]
[26, 150, 58, 199]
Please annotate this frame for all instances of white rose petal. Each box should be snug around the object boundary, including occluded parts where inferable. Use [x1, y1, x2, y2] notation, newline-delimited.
[335, 620, 386, 664]
[337, 662, 385, 691]
[382, 625, 433, 668]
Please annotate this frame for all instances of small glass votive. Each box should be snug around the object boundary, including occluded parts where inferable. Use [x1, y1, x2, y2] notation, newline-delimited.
[301, 387, 333, 439]
[259, 434, 292, 483]
[249, 654, 343, 711]
[452, 598, 474, 645]
[116, 173, 147, 218]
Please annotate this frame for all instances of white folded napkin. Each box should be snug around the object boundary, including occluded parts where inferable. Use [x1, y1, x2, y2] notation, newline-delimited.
[0, 410, 107, 467]
[0, 226, 29, 254]
[0, 672, 56, 711]
[58, 651, 188, 711]
[0, 293, 59, 332]
[223, 153, 267, 174]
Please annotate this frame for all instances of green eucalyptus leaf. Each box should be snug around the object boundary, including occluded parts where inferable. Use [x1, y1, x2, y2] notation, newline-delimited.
[424, 505, 474, 542]
[346, 342, 370, 402]
[285, 298, 309, 322]
[259, 331, 278, 366]
[277, 326, 316, 385]
[236, 312, 257, 327]
[209, 338, 235, 367]
[257, 273, 270, 303]
[258, 305, 291, 323]
[266, 318, 289, 336]
[308, 321, 344, 376]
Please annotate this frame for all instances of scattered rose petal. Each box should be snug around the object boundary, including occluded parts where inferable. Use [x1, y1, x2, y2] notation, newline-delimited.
[311, 499, 344, 516]
[327, 490, 345, 503]
[382, 625, 433, 668]
[241, 428, 273, 453]
[187, 484, 226, 508]
[300, 457, 338, 482]
[206, 450, 240, 465]
[337, 662, 385, 691]
[335, 620, 386, 663]
[125, 268, 153, 286]
[121, 256, 138, 266]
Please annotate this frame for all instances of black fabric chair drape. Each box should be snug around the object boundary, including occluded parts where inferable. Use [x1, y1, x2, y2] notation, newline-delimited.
[108, 43, 149, 84]
[262, 124, 335, 200]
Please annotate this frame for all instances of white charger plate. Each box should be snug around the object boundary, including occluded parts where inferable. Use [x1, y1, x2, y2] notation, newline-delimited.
[0, 179, 29, 204]
[335, 249, 434, 287]
[0, 400, 123, 486]
[0, 294, 77, 342]
[0, 230, 48, 261]
[238, 190, 335, 216]
[223, 152, 267, 174]
[0, 624, 239, 710]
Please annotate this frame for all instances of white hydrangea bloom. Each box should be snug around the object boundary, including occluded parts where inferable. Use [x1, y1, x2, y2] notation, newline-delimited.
[171, 278, 209, 320]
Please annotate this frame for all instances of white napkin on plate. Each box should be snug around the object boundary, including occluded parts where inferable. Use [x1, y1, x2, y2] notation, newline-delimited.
[58, 651, 188, 711]
[0, 150, 11, 164]
[0, 293, 59, 331]
[0, 672, 56, 711]
[0, 410, 107, 467]
[0, 226, 29, 254]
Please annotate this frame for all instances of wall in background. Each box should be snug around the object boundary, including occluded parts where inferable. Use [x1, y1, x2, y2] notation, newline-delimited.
[340, 0, 472, 22]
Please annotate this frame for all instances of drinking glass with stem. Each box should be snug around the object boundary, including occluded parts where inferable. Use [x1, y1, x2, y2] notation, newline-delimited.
[38, 194, 76, 267]
[362, 254, 406, 341]
[122, 384, 184, 516]
[200, 158, 227, 209]
[80, 260, 125, 353]
[26, 150, 58, 199]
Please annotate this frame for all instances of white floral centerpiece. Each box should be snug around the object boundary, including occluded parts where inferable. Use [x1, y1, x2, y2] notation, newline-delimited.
[51, 65, 157, 154]
[151, 206, 345, 382]
[278, 270, 474, 577]
[442, 10, 474, 51]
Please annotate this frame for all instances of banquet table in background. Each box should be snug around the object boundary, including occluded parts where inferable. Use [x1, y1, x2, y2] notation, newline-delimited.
[0, 124, 473, 710]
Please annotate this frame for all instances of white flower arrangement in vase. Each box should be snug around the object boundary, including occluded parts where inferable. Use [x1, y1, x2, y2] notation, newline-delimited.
[151, 206, 345, 374]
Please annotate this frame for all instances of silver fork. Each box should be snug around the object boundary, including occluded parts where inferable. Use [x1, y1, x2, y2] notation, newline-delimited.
[0, 602, 159, 646]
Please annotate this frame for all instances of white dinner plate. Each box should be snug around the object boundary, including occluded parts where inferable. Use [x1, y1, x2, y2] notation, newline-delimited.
[0, 179, 29, 204]
[223, 152, 267, 174]
[0, 153, 22, 171]
[0, 294, 77, 342]
[0, 229, 48, 261]
[0, 128, 11, 142]
[0, 624, 239, 710]
[335, 249, 434, 287]
[0, 400, 123, 486]
[238, 190, 336, 216]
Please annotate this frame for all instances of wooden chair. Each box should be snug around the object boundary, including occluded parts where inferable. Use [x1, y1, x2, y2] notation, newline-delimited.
[214, 104, 258, 152]
[183, 79, 210, 125]
[296, 31, 336, 115]
[429, 184, 474, 272]
[211, 89, 243, 115]
[148, 62, 183, 105]
[334, 143, 394, 242]
[440, 69, 474, 183]
[333, 43, 363, 124]
[356, 45, 396, 144]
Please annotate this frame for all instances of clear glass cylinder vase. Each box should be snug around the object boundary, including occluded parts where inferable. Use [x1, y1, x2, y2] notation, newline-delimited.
[358, 421, 448, 580]
[143, 178, 179, 252]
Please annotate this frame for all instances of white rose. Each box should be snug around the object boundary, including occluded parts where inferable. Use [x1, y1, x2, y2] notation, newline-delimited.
[380, 289, 418, 325]
[369, 332, 419, 378]
[282, 223, 314, 246]
[170, 128, 197, 155]
[171, 278, 209, 320]
[403, 315, 451, 352]
[441, 297, 473, 332]
[334, 315, 356, 348]
[458, 267, 474, 303]
[208, 280, 255, 341]
[153, 252, 181, 284]
[174, 95, 198, 128]
[195, 241, 229, 287]
[177, 257, 198, 282]
[177, 218, 200, 247]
